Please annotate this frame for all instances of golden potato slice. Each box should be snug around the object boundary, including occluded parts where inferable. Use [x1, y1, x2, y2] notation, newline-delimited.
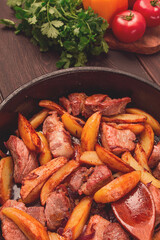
[37, 132, 52, 165]
[102, 114, 147, 124]
[107, 123, 144, 135]
[81, 112, 101, 151]
[63, 196, 92, 240]
[29, 109, 49, 129]
[2, 207, 49, 240]
[48, 232, 66, 240]
[121, 151, 160, 188]
[39, 100, 66, 115]
[61, 112, 83, 138]
[40, 160, 79, 205]
[139, 123, 154, 158]
[18, 113, 41, 152]
[20, 157, 67, 204]
[94, 171, 141, 203]
[0, 150, 6, 158]
[80, 151, 104, 166]
[0, 156, 13, 205]
[95, 144, 133, 173]
[126, 108, 160, 136]
[134, 143, 151, 173]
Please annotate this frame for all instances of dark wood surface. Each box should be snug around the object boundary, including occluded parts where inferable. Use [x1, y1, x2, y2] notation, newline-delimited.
[0, 0, 160, 103]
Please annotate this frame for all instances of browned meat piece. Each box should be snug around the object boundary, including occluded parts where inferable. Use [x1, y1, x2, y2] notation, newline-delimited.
[26, 206, 46, 226]
[79, 165, 112, 195]
[84, 215, 110, 240]
[83, 94, 131, 118]
[68, 93, 87, 116]
[0, 200, 27, 240]
[148, 142, 160, 168]
[59, 97, 72, 114]
[84, 215, 129, 240]
[101, 123, 136, 155]
[69, 167, 94, 192]
[5, 135, 38, 183]
[103, 222, 130, 240]
[45, 188, 71, 230]
[153, 163, 160, 180]
[43, 112, 74, 159]
[148, 184, 160, 228]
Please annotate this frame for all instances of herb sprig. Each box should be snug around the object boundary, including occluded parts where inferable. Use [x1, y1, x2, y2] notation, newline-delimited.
[0, 0, 109, 68]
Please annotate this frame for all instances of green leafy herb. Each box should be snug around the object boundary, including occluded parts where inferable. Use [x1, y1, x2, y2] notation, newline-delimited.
[0, 0, 109, 68]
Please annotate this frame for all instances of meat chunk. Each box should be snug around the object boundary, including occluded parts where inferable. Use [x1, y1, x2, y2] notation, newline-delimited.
[69, 167, 94, 192]
[5, 135, 38, 183]
[148, 142, 160, 168]
[45, 188, 71, 230]
[101, 123, 136, 155]
[79, 165, 112, 195]
[84, 215, 129, 240]
[148, 184, 160, 228]
[153, 162, 160, 180]
[84, 215, 110, 240]
[26, 206, 46, 226]
[103, 222, 130, 240]
[59, 97, 72, 114]
[43, 112, 74, 159]
[0, 200, 27, 240]
[68, 93, 87, 116]
[83, 94, 131, 118]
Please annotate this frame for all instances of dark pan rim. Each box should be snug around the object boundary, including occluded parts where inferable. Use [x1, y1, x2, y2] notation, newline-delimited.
[1, 66, 160, 110]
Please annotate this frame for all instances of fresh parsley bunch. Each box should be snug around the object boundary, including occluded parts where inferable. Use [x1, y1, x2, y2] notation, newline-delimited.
[0, 0, 109, 68]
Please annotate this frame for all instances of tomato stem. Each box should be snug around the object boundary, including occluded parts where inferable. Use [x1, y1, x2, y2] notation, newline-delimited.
[120, 11, 134, 21]
[150, 0, 160, 7]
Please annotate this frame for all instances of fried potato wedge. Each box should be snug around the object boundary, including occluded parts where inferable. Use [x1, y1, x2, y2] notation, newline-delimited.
[121, 151, 160, 188]
[134, 143, 151, 173]
[94, 171, 141, 203]
[139, 123, 154, 158]
[2, 207, 49, 240]
[61, 112, 83, 138]
[95, 144, 133, 173]
[0, 156, 13, 205]
[126, 108, 160, 136]
[41, 160, 79, 205]
[102, 114, 147, 124]
[39, 100, 66, 115]
[48, 232, 66, 240]
[107, 123, 145, 135]
[18, 113, 41, 152]
[63, 196, 92, 240]
[37, 132, 52, 165]
[80, 151, 104, 166]
[20, 157, 67, 204]
[29, 109, 49, 129]
[81, 112, 101, 151]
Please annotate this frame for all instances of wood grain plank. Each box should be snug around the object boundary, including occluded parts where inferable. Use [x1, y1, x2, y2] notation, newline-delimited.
[0, 0, 157, 100]
[137, 53, 160, 86]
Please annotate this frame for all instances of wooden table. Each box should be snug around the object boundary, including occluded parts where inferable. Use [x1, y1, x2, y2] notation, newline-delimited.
[0, 0, 160, 104]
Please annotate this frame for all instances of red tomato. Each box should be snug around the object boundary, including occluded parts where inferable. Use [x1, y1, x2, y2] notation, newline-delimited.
[112, 10, 146, 43]
[133, 0, 160, 27]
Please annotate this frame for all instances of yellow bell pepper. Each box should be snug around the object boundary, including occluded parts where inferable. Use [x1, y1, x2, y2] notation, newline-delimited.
[83, 0, 128, 26]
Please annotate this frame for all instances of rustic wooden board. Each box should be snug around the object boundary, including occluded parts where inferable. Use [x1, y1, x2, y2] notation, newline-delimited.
[104, 26, 160, 55]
